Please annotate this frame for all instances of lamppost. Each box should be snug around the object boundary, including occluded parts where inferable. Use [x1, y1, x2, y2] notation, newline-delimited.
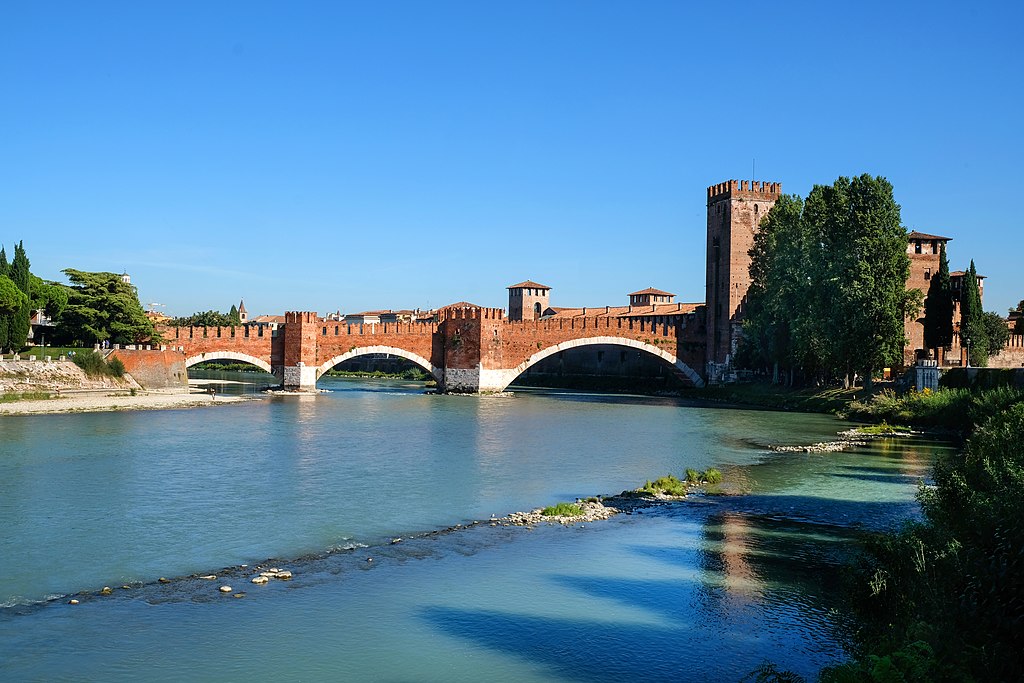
[965, 336, 971, 368]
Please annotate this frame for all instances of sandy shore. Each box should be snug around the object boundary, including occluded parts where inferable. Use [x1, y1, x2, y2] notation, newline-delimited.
[0, 387, 262, 416]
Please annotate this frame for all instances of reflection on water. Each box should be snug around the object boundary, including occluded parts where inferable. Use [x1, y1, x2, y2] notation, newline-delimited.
[0, 377, 945, 681]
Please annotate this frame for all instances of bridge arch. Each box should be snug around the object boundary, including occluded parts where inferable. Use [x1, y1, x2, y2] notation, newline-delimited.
[501, 336, 704, 390]
[185, 351, 274, 375]
[317, 345, 442, 383]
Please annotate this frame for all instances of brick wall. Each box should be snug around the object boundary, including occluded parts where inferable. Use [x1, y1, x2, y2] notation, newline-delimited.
[108, 348, 189, 389]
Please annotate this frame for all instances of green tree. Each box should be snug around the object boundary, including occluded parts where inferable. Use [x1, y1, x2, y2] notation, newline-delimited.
[983, 311, 1010, 355]
[7, 241, 32, 351]
[0, 276, 28, 317]
[29, 274, 69, 319]
[959, 261, 988, 366]
[168, 310, 238, 327]
[922, 241, 954, 355]
[0, 247, 9, 351]
[52, 269, 155, 346]
[228, 304, 241, 325]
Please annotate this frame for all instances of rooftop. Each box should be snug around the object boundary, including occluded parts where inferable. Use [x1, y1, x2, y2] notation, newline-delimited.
[507, 280, 551, 290]
[907, 230, 952, 242]
[629, 287, 675, 297]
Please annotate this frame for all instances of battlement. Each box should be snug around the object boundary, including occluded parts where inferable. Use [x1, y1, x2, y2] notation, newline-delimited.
[285, 311, 318, 324]
[707, 179, 782, 203]
[438, 306, 505, 322]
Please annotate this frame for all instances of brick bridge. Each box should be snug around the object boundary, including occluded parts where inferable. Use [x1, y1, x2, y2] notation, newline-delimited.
[159, 306, 705, 392]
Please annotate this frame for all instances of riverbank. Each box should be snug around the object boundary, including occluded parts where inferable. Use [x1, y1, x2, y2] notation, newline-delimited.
[0, 387, 259, 415]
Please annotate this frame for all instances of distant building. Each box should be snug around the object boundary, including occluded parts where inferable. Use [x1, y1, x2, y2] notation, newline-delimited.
[238, 300, 248, 323]
[507, 281, 551, 321]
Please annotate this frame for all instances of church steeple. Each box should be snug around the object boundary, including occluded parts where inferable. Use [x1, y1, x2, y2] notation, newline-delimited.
[238, 299, 248, 323]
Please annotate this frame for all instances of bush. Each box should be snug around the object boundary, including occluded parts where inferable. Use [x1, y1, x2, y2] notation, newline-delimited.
[703, 468, 723, 485]
[684, 468, 701, 484]
[541, 502, 584, 517]
[640, 474, 688, 496]
[71, 350, 128, 379]
[843, 386, 1024, 432]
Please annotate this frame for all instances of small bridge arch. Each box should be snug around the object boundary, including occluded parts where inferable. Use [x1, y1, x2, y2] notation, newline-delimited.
[184, 351, 274, 375]
[317, 345, 442, 383]
[503, 336, 704, 391]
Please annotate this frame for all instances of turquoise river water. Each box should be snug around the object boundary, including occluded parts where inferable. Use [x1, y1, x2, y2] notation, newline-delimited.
[0, 375, 951, 681]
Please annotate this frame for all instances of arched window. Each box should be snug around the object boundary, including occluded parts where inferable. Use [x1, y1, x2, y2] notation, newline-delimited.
[534, 302, 542, 318]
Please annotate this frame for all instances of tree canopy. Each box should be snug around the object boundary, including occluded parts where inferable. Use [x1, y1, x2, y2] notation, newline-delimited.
[169, 309, 241, 327]
[51, 269, 154, 346]
[741, 174, 915, 386]
[959, 261, 988, 366]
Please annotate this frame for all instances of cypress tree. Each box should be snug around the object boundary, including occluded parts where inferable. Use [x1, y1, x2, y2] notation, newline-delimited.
[960, 260, 988, 366]
[923, 241, 954, 355]
[8, 242, 32, 351]
[0, 247, 9, 352]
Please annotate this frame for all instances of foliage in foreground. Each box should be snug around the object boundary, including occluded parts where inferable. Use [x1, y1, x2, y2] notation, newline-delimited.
[540, 502, 583, 517]
[830, 402, 1024, 681]
[844, 386, 1024, 432]
[52, 269, 155, 347]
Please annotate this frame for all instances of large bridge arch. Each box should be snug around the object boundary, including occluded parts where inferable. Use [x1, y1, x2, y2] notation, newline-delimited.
[317, 345, 442, 383]
[185, 351, 274, 375]
[499, 336, 704, 391]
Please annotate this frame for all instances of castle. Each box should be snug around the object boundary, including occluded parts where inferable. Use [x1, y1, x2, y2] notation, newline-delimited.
[510, 178, 1001, 383]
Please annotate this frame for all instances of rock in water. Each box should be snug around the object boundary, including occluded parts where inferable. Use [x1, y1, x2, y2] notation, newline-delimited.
[251, 575, 269, 585]
[218, 585, 232, 593]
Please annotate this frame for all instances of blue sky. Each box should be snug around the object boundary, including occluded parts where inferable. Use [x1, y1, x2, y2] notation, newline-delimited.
[2, 1, 1021, 318]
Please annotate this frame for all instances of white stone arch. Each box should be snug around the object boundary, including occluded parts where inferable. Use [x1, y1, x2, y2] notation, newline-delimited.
[499, 335, 704, 390]
[184, 351, 274, 375]
[317, 345, 442, 383]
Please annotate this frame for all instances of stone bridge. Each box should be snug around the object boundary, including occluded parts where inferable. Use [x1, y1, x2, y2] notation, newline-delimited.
[159, 306, 705, 392]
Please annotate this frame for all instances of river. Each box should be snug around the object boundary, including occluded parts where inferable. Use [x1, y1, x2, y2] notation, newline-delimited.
[0, 374, 950, 681]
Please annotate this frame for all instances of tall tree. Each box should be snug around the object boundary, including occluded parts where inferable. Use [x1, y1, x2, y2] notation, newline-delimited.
[959, 260, 988, 366]
[52, 270, 154, 346]
[8, 241, 32, 351]
[923, 241, 954, 356]
[228, 304, 241, 325]
[0, 247, 9, 351]
[983, 311, 1010, 355]
[742, 174, 915, 389]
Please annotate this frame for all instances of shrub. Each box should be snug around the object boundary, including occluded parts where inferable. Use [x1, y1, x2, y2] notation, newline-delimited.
[541, 502, 584, 517]
[107, 357, 125, 377]
[71, 350, 129, 379]
[684, 468, 701, 484]
[641, 474, 688, 496]
[703, 468, 723, 485]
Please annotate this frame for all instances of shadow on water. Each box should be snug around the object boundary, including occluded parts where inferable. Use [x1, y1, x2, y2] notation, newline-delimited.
[422, 505, 861, 681]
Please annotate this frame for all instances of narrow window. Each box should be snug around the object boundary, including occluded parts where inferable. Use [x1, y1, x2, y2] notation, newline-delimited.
[915, 241, 922, 254]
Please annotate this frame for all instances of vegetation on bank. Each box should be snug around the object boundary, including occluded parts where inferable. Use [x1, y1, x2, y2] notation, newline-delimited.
[0, 391, 52, 403]
[819, 399, 1024, 681]
[71, 350, 126, 378]
[325, 368, 431, 381]
[541, 502, 584, 517]
[843, 386, 1024, 433]
[637, 469, 723, 497]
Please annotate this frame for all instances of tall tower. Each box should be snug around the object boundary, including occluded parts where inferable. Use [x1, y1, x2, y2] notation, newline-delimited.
[507, 280, 551, 321]
[705, 180, 782, 375]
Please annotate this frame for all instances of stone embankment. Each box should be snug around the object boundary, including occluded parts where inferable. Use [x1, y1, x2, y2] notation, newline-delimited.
[0, 358, 140, 394]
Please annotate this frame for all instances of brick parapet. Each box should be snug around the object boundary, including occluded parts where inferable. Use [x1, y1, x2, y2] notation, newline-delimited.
[707, 179, 782, 203]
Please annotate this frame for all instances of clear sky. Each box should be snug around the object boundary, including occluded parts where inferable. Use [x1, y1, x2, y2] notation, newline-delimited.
[2, 1, 1021, 318]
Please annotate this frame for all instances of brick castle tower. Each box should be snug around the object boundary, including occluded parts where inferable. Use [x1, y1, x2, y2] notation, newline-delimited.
[507, 280, 551, 321]
[705, 180, 782, 377]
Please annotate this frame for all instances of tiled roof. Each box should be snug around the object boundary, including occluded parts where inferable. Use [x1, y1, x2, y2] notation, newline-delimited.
[629, 287, 675, 297]
[507, 280, 551, 290]
[950, 271, 986, 279]
[546, 302, 699, 319]
[907, 230, 952, 241]
[438, 301, 482, 310]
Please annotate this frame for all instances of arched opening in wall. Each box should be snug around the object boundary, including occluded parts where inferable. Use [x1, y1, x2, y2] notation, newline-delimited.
[508, 343, 695, 393]
[534, 301, 542, 318]
[317, 347, 439, 390]
[186, 354, 277, 395]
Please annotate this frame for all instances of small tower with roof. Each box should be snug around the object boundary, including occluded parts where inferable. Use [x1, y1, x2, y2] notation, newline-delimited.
[507, 280, 551, 321]
[238, 299, 248, 323]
